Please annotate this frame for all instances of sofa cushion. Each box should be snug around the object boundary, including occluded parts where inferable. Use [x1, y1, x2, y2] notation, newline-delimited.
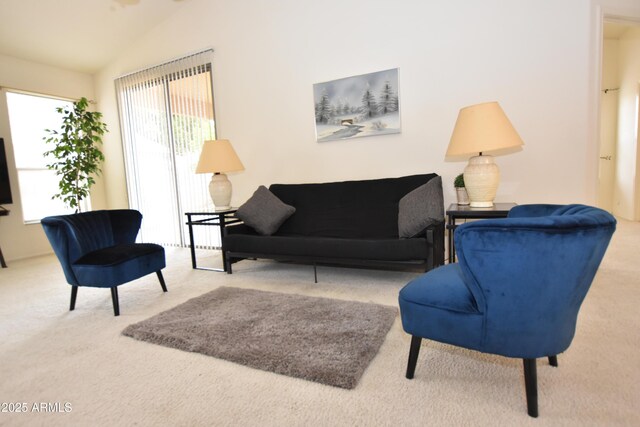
[236, 186, 296, 235]
[398, 176, 444, 238]
[224, 227, 428, 262]
[269, 174, 439, 239]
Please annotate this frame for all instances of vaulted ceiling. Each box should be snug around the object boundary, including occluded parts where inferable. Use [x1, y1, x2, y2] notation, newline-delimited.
[1, 2, 637, 76]
[0, 0, 189, 74]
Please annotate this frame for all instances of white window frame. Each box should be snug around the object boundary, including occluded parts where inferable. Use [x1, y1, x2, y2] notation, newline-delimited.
[4, 90, 89, 223]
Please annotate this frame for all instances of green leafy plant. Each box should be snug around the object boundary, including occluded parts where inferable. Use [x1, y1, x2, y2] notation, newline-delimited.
[454, 173, 465, 188]
[44, 97, 108, 212]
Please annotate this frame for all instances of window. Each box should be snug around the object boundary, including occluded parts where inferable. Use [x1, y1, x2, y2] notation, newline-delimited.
[115, 50, 218, 247]
[5, 91, 81, 223]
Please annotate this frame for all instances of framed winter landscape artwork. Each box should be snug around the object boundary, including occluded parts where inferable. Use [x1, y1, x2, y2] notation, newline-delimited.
[313, 68, 401, 142]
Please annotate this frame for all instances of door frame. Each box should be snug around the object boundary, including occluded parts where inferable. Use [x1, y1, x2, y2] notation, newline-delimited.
[589, 3, 640, 218]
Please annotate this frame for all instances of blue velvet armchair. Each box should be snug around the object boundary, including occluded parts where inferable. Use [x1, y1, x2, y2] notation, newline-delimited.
[398, 204, 616, 417]
[41, 209, 167, 316]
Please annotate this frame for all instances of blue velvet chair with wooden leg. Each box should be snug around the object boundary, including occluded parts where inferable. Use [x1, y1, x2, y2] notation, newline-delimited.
[398, 204, 616, 417]
[41, 209, 167, 316]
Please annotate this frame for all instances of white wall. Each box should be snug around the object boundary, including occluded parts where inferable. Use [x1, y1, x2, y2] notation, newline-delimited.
[95, 0, 611, 213]
[2, 1, 639, 261]
[0, 54, 95, 261]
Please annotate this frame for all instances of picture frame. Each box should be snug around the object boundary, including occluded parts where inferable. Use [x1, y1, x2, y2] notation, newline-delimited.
[313, 68, 401, 142]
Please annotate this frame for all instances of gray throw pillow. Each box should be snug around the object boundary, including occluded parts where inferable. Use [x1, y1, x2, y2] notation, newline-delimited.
[398, 176, 444, 238]
[236, 186, 296, 235]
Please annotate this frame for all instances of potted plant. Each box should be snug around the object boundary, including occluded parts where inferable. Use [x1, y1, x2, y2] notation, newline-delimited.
[454, 173, 469, 205]
[44, 97, 108, 212]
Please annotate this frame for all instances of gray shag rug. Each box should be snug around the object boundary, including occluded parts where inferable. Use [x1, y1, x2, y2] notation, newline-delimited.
[122, 286, 397, 389]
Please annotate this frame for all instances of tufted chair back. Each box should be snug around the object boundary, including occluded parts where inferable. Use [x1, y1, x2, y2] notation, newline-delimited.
[455, 204, 616, 358]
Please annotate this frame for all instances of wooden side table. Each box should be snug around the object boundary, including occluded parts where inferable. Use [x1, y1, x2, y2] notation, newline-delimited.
[185, 209, 242, 272]
[446, 203, 516, 264]
[0, 208, 8, 268]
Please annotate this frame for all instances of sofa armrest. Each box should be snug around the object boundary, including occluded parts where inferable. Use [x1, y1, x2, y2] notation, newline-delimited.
[224, 223, 257, 235]
[424, 221, 445, 271]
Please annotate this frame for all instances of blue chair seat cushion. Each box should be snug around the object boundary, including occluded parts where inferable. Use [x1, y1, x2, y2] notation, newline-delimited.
[400, 264, 479, 314]
[72, 243, 166, 288]
[75, 243, 161, 266]
[399, 264, 484, 350]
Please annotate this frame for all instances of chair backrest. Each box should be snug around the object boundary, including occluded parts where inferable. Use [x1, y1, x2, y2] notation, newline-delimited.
[41, 210, 142, 285]
[454, 204, 616, 358]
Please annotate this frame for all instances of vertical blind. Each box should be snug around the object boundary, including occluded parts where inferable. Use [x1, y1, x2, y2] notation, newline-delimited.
[115, 50, 221, 248]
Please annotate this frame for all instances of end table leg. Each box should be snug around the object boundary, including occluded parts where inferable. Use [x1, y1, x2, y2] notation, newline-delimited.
[0, 245, 6, 268]
[187, 216, 197, 269]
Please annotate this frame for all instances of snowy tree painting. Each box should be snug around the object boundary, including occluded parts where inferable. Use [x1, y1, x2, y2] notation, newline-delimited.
[313, 68, 401, 142]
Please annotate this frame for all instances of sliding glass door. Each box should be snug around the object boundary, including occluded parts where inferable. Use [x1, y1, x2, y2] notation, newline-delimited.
[116, 50, 220, 248]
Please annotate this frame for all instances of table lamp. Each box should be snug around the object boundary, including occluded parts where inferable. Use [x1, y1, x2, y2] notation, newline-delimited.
[196, 139, 244, 210]
[446, 101, 524, 208]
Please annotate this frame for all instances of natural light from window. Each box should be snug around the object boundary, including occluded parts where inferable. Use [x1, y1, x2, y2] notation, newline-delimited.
[6, 91, 77, 223]
[116, 50, 216, 247]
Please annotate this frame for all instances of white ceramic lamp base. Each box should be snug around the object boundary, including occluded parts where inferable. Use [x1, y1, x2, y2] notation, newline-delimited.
[464, 155, 499, 208]
[209, 173, 232, 210]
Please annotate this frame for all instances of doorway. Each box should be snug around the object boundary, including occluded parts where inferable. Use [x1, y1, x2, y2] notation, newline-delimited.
[597, 20, 640, 219]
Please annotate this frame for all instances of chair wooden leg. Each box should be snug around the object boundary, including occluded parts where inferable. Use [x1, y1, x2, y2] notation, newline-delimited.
[548, 355, 558, 367]
[157, 270, 168, 292]
[406, 336, 422, 379]
[523, 358, 538, 418]
[111, 287, 120, 317]
[70, 286, 78, 311]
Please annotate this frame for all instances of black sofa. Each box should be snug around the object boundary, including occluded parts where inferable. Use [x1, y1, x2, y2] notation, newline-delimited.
[222, 174, 445, 280]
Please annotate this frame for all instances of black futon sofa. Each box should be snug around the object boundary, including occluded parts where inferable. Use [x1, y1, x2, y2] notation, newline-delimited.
[222, 173, 445, 279]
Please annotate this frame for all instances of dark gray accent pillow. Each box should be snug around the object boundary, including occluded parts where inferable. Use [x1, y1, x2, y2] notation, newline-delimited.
[398, 176, 444, 238]
[236, 186, 296, 235]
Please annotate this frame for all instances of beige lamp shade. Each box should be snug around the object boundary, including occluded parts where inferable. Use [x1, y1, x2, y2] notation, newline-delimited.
[446, 101, 524, 157]
[446, 102, 524, 208]
[195, 139, 245, 174]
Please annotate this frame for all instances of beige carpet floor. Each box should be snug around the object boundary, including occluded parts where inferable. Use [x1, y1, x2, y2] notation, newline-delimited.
[0, 219, 639, 426]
